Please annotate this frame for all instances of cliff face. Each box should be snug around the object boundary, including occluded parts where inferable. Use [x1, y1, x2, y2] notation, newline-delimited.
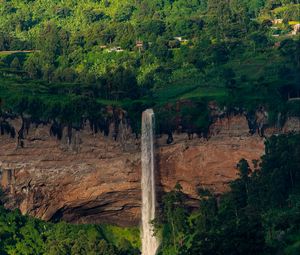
[0, 115, 299, 226]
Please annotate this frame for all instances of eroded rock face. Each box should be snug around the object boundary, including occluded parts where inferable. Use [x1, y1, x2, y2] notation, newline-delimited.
[0, 115, 298, 226]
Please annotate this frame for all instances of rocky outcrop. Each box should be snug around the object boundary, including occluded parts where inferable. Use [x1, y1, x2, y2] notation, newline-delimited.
[0, 114, 299, 226]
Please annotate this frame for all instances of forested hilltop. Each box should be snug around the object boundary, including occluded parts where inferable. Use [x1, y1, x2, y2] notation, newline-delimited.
[0, 0, 299, 136]
[1, 0, 299, 88]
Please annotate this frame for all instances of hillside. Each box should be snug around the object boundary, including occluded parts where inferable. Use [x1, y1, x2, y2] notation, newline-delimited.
[0, 1, 299, 136]
[0, 1, 300, 255]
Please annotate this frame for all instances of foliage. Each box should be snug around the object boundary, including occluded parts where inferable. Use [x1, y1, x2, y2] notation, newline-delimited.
[0, 206, 139, 255]
[0, 0, 299, 136]
[156, 134, 300, 254]
[0, 1, 299, 254]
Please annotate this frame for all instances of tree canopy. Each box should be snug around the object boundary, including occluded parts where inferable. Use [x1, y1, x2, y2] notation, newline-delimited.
[156, 133, 300, 255]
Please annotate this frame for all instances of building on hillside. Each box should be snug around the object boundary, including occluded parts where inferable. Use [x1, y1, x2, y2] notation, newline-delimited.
[107, 47, 124, 52]
[115, 47, 124, 52]
[174, 36, 189, 44]
[174, 36, 183, 41]
[273, 19, 283, 25]
[292, 24, 300, 35]
[136, 41, 144, 52]
[136, 41, 143, 48]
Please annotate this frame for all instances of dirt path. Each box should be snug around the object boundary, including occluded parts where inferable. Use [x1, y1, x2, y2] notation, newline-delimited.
[0, 50, 38, 55]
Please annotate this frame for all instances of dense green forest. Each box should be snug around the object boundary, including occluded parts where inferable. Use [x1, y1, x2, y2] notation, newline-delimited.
[156, 133, 300, 255]
[0, 0, 300, 254]
[0, 0, 299, 137]
[0, 194, 140, 254]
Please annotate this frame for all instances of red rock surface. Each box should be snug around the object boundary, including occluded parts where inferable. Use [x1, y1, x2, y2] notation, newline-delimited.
[0, 115, 297, 226]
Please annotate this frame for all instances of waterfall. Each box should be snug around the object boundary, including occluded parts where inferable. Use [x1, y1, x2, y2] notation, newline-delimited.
[141, 109, 159, 255]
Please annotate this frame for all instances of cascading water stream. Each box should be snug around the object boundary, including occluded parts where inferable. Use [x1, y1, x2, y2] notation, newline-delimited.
[141, 109, 159, 255]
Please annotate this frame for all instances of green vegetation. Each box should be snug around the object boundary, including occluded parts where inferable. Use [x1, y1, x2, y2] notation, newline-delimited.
[0, 1, 300, 253]
[0, 0, 299, 137]
[0, 205, 140, 255]
[156, 133, 300, 254]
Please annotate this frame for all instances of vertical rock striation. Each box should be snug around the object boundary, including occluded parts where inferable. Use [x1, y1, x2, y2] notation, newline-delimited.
[0, 114, 299, 226]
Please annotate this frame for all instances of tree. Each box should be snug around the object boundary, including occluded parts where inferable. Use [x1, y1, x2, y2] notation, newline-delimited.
[24, 53, 41, 79]
[249, 32, 269, 52]
[10, 57, 21, 70]
[159, 183, 189, 254]
[279, 39, 300, 67]
[0, 33, 10, 50]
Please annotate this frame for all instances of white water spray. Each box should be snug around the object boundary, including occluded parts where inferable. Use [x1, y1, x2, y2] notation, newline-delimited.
[141, 109, 159, 255]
